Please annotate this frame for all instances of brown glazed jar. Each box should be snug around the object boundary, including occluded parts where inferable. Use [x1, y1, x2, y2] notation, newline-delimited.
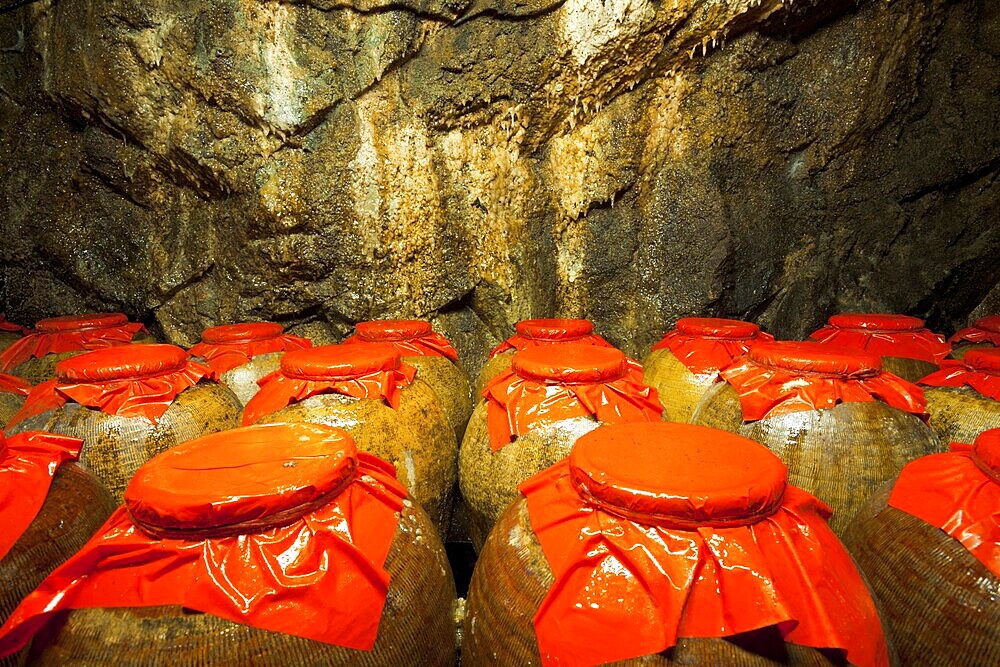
[949, 314, 1000, 359]
[919, 348, 1000, 444]
[243, 344, 458, 536]
[643, 317, 773, 423]
[188, 322, 312, 406]
[0, 432, 114, 632]
[463, 422, 893, 666]
[475, 318, 613, 397]
[460, 344, 663, 550]
[343, 320, 472, 443]
[692, 341, 942, 535]
[0, 374, 30, 430]
[842, 429, 1000, 666]
[808, 313, 950, 382]
[5, 344, 242, 502]
[0, 313, 156, 384]
[0, 423, 457, 666]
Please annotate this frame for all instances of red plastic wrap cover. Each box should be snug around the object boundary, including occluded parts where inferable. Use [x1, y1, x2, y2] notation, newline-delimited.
[0, 313, 145, 372]
[888, 428, 1000, 577]
[919, 348, 1000, 401]
[949, 315, 1000, 346]
[0, 373, 31, 396]
[521, 423, 887, 667]
[720, 341, 928, 422]
[242, 345, 416, 426]
[809, 313, 951, 364]
[0, 314, 28, 334]
[0, 431, 84, 560]
[0, 422, 406, 656]
[484, 345, 662, 452]
[342, 320, 459, 361]
[489, 319, 614, 357]
[6, 345, 211, 428]
[650, 317, 775, 375]
[189, 322, 312, 375]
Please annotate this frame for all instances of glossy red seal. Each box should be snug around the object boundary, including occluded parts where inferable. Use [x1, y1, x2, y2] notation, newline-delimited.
[189, 322, 312, 375]
[651, 317, 774, 374]
[489, 319, 613, 357]
[919, 348, 1000, 401]
[0, 422, 407, 656]
[522, 422, 888, 667]
[0, 373, 31, 397]
[342, 319, 459, 361]
[950, 315, 1000, 347]
[0, 312, 145, 372]
[810, 313, 951, 364]
[0, 314, 28, 334]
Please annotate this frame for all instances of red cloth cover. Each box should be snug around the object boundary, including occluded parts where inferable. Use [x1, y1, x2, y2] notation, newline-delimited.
[0, 313, 145, 372]
[720, 341, 928, 422]
[189, 322, 312, 375]
[0, 422, 407, 656]
[651, 317, 775, 374]
[809, 313, 951, 364]
[484, 344, 662, 451]
[342, 320, 459, 361]
[0, 315, 28, 334]
[888, 428, 1000, 577]
[242, 345, 416, 426]
[489, 319, 613, 357]
[521, 422, 887, 667]
[6, 345, 211, 428]
[0, 373, 31, 396]
[919, 348, 1000, 401]
[0, 431, 84, 560]
[949, 315, 1000, 347]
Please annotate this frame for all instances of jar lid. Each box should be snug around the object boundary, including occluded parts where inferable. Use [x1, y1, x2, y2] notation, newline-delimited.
[974, 428, 1000, 477]
[674, 317, 760, 339]
[827, 313, 925, 332]
[515, 318, 595, 340]
[201, 322, 284, 344]
[749, 341, 882, 375]
[125, 423, 357, 535]
[512, 344, 626, 383]
[56, 344, 189, 382]
[966, 348, 1000, 374]
[36, 312, 130, 333]
[281, 344, 401, 380]
[975, 315, 1000, 334]
[569, 422, 786, 527]
[356, 320, 433, 341]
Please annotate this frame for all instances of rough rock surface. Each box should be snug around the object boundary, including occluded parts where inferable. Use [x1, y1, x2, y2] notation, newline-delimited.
[1, 0, 997, 375]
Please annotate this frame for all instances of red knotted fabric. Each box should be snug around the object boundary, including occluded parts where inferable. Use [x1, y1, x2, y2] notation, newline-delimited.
[6, 344, 212, 428]
[521, 422, 888, 667]
[949, 315, 1000, 347]
[809, 313, 951, 364]
[0, 422, 407, 657]
[919, 348, 1000, 401]
[0, 431, 84, 560]
[342, 320, 459, 361]
[484, 344, 662, 451]
[242, 345, 416, 426]
[651, 317, 775, 375]
[189, 322, 312, 376]
[888, 428, 1000, 577]
[489, 319, 613, 357]
[719, 341, 928, 422]
[0, 313, 145, 372]
[0, 314, 28, 334]
[0, 373, 31, 397]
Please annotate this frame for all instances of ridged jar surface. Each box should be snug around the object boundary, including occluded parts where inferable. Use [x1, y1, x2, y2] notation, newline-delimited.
[0, 393, 25, 430]
[879, 356, 939, 384]
[842, 482, 1000, 667]
[28, 503, 458, 667]
[255, 381, 457, 537]
[8, 332, 158, 385]
[923, 386, 1000, 445]
[6, 383, 242, 502]
[405, 355, 473, 444]
[463, 500, 871, 666]
[691, 383, 942, 535]
[641, 348, 718, 423]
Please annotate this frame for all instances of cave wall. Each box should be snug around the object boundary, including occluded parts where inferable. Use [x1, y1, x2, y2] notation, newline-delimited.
[1, 0, 997, 371]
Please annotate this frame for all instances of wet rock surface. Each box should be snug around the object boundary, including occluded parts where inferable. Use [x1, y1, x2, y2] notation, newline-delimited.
[1, 0, 997, 376]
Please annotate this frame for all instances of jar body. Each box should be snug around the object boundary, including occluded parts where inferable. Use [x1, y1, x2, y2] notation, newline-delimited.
[215, 352, 284, 406]
[692, 383, 942, 535]
[0, 392, 24, 430]
[463, 499, 873, 666]
[8, 332, 158, 385]
[641, 348, 718, 423]
[27, 503, 458, 667]
[255, 381, 457, 536]
[923, 386, 1000, 444]
[405, 355, 473, 444]
[950, 342, 994, 360]
[6, 383, 242, 502]
[880, 355, 938, 384]
[459, 401, 599, 550]
[842, 482, 1000, 666]
[474, 351, 515, 398]
[0, 332, 20, 355]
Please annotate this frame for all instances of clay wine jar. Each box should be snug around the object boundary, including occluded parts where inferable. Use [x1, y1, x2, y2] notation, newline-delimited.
[692, 341, 942, 535]
[949, 314, 1000, 359]
[0, 374, 29, 430]
[920, 348, 1000, 444]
